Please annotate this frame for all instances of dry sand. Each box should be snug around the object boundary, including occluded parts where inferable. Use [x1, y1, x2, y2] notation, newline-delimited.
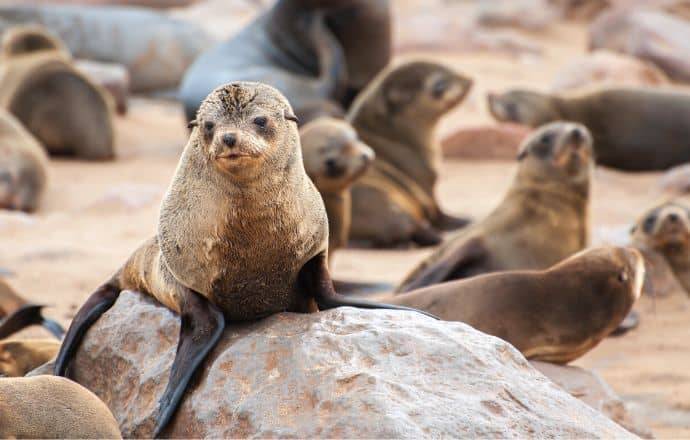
[2, 19, 689, 438]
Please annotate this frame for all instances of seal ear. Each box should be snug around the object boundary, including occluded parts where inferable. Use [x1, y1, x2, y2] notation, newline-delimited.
[187, 119, 199, 129]
[284, 110, 299, 124]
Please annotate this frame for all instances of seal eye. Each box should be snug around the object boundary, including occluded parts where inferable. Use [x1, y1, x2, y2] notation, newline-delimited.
[253, 116, 268, 128]
[618, 271, 628, 283]
[541, 133, 554, 145]
[203, 121, 215, 134]
[432, 79, 448, 99]
[643, 215, 657, 233]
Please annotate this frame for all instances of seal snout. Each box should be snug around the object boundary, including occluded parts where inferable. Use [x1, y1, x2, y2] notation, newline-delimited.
[222, 133, 237, 148]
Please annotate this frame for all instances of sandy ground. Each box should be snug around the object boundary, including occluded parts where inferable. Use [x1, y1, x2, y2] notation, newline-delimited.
[2, 19, 690, 438]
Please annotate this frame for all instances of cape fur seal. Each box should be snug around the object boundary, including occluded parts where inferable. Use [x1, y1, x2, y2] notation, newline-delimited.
[54, 82, 435, 437]
[0, 277, 64, 339]
[179, 1, 349, 124]
[488, 87, 690, 171]
[348, 61, 474, 247]
[0, 338, 60, 377]
[631, 201, 690, 297]
[0, 25, 115, 160]
[384, 246, 645, 363]
[0, 107, 48, 212]
[0, 375, 121, 438]
[398, 121, 592, 292]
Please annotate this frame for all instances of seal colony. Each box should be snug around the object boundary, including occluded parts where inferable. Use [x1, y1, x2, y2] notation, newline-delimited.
[54, 82, 435, 437]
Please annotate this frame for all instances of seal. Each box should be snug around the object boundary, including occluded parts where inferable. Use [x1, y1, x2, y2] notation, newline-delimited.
[53, 82, 436, 437]
[348, 60, 474, 247]
[0, 107, 48, 212]
[0, 25, 115, 160]
[0, 338, 60, 377]
[179, 1, 349, 124]
[631, 201, 690, 296]
[398, 121, 592, 292]
[487, 87, 690, 171]
[0, 277, 64, 339]
[384, 246, 645, 363]
[0, 375, 121, 438]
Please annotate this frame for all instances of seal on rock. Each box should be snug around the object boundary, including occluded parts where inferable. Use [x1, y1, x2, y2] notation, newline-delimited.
[0, 25, 115, 160]
[348, 61, 474, 247]
[0, 277, 64, 339]
[398, 121, 592, 292]
[0, 338, 60, 377]
[631, 201, 690, 296]
[0, 107, 48, 212]
[385, 246, 645, 363]
[54, 82, 436, 437]
[488, 87, 690, 171]
[0, 375, 121, 438]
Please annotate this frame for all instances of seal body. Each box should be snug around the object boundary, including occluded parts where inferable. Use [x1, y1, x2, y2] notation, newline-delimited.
[631, 201, 690, 296]
[0, 375, 121, 439]
[0, 25, 115, 160]
[488, 87, 690, 171]
[0, 339, 60, 377]
[348, 61, 473, 247]
[385, 247, 645, 363]
[398, 121, 592, 292]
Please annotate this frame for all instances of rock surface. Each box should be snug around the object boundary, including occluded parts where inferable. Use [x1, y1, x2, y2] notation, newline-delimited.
[441, 123, 531, 160]
[533, 361, 654, 438]
[61, 290, 635, 438]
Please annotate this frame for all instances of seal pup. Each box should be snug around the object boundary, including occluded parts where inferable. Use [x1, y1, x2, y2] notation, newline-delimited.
[398, 121, 592, 292]
[0, 277, 64, 339]
[300, 116, 390, 293]
[54, 82, 436, 437]
[0, 338, 60, 377]
[348, 61, 474, 247]
[0, 107, 48, 212]
[0, 25, 115, 160]
[384, 246, 645, 363]
[488, 87, 690, 171]
[179, 1, 349, 124]
[631, 201, 690, 296]
[0, 375, 121, 438]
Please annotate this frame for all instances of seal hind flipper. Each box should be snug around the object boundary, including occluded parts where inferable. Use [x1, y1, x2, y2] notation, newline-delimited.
[54, 278, 121, 377]
[0, 304, 45, 339]
[398, 237, 488, 293]
[301, 254, 439, 320]
[410, 223, 443, 247]
[434, 211, 472, 231]
[153, 288, 225, 438]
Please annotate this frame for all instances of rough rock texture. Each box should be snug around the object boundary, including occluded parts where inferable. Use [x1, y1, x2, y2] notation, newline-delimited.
[550, 49, 670, 91]
[441, 123, 531, 160]
[74, 59, 129, 114]
[532, 361, 654, 438]
[61, 290, 636, 438]
[590, 7, 690, 82]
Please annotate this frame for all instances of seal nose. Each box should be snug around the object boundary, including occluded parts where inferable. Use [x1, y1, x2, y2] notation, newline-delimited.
[222, 133, 237, 148]
[668, 212, 680, 223]
[569, 127, 584, 146]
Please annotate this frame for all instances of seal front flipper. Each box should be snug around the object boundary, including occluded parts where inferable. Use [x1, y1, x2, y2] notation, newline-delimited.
[0, 304, 65, 339]
[410, 223, 443, 247]
[332, 279, 394, 295]
[153, 288, 224, 438]
[434, 211, 471, 231]
[300, 253, 439, 320]
[397, 236, 488, 293]
[54, 278, 121, 377]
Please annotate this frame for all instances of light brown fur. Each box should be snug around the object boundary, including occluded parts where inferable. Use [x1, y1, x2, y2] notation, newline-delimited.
[348, 60, 473, 247]
[384, 246, 644, 364]
[0, 339, 60, 377]
[0, 25, 115, 160]
[398, 121, 593, 292]
[0, 107, 48, 212]
[631, 201, 690, 296]
[0, 375, 121, 438]
[300, 117, 373, 263]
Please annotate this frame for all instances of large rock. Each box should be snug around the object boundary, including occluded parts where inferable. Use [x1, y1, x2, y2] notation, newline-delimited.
[0, 5, 212, 92]
[532, 361, 654, 438]
[61, 290, 635, 438]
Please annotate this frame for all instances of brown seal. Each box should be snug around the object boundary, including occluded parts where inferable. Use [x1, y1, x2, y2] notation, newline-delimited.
[384, 246, 645, 363]
[0, 25, 115, 160]
[487, 87, 690, 171]
[398, 121, 592, 292]
[53, 82, 436, 437]
[0, 338, 60, 377]
[348, 60, 474, 247]
[0, 375, 121, 438]
[631, 201, 690, 297]
[0, 277, 64, 339]
[0, 107, 48, 212]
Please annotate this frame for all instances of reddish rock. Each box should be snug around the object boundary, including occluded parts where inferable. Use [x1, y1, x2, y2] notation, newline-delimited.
[442, 123, 532, 160]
